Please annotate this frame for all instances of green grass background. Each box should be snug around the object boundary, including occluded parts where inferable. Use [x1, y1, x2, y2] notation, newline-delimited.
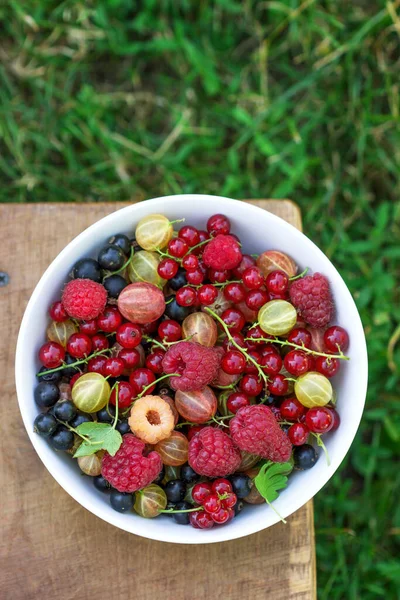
[1, 1, 399, 596]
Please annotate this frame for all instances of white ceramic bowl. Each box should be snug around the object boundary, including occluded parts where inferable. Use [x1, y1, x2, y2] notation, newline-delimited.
[16, 194, 368, 544]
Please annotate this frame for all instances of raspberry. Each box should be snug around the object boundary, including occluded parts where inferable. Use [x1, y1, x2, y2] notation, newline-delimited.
[289, 273, 333, 328]
[203, 234, 242, 270]
[128, 395, 175, 444]
[101, 434, 162, 493]
[188, 427, 241, 477]
[229, 405, 292, 462]
[62, 279, 107, 321]
[162, 341, 221, 391]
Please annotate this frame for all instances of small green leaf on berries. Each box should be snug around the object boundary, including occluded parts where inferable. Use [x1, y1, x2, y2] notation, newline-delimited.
[254, 460, 293, 521]
[73, 422, 122, 458]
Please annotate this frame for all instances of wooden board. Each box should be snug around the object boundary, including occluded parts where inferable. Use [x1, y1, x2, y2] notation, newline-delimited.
[0, 200, 315, 600]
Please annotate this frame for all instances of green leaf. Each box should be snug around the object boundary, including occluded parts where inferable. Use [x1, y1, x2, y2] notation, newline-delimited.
[73, 422, 122, 458]
[254, 461, 293, 504]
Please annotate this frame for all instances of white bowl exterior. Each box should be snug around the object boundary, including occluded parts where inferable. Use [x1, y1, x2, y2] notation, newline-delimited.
[15, 195, 368, 544]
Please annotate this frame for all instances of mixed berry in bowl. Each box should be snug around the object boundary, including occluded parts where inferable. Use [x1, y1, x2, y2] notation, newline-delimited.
[33, 212, 349, 529]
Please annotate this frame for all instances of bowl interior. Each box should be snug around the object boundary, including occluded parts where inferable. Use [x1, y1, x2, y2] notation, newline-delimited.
[15, 195, 368, 544]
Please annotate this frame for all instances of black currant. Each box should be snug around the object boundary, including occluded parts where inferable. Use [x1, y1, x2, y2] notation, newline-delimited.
[108, 234, 131, 256]
[154, 466, 165, 485]
[103, 274, 128, 299]
[180, 465, 199, 484]
[34, 413, 58, 437]
[70, 413, 92, 428]
[229, 474, 251, 499]
[169, 268, 187, 291]
[110, 490, 135, 513]
[53, 400, 77, 422]
[34, 382, 60, 408]
[49, 426, 74, 450]
[116, 420, 131, 435]
[98, 244, 125, 271]
[36, 366, 62, 384]
[234, 500, 244, 516]
[164, 479, 186, 503]
[97, 405, 116, 423]
[73, 258, 102, 283]
[293, 444, 318, 470]
[93, 475, 111, 493]
[62, 354, 80, 378]
[172, 501, 192, 525]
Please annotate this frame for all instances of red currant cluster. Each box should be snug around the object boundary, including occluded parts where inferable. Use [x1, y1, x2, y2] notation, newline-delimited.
[190, 479, 237, 528]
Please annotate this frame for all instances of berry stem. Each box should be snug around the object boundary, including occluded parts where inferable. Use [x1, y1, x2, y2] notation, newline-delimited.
[186, 238, 210, 253]
[289, 267, 309, 281]
[204, 307, 268, 383]
[313, 433, 331, 466]
[121, 373, 181, 416]
[176, 414, 233, 429]
[103, 246, 134, 279]
[61, 422, 94, 444]
[169, 218, 186, 225]
[160, 506, 203, 514]
[243, 336, 350, 361]
[111, 381, 119, 429]
[37, 348, 112, 377]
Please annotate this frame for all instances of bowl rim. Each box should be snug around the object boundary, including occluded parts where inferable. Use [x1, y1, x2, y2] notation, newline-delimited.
[15, 194, 368, 544]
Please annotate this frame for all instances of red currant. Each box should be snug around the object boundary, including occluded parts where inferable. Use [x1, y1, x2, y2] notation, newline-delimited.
[141, 320, 159, 334]
[87, 355, 108, 375]
[211, 479, 232, 495]
[259, 352, 283, 375]
[109, 381, 135, 408]
[288, 422, 309, 445]
[168, 238, 188, 258]
[187, 425, 205, 441]
[221, 492, 237, 509]
[329, 408, 340, 431]
[242, 266, 264, 290]
[197, 230, 210, 244]
[157, 258, 179, 280]
[203, 493, 221, 513]
[287, 327, 312, 348]
[305, 407, 334, 433]
[244, 350, 261, 374]
[265, 270, 289, 294]
[245, 325, 267, 346]
[97, 306, 123, 333]
[104, 357, 125, 378]
[239, 374, 264, 396]
[91, 333, 109, 352]
[197, 284, 218, 305]
[211, 507, 230, 524]
[271, 406, 282, 421]
[190, 510, 214, 529]
[227, 392, 250, 413]
[79, 320, 98, 336]
[324, 326, 349, 352]
[129, 368, 156, 394]
[39, 341, 65, 368]
[232, 254, 256, 278]
[245, 289, 269, 310]
[70, 373, 83, 387]
[221, 307, 246, 332]
[145, 349, 165, 373]
[269, 292, 288, 300]
[118, 348, 141, 369]
[208, 269, 230, 284]
[185, 269, 205, 285]
[49, 301, 68, 322]
[179, 225, 200, 247]
[315, 356, 340, 378]
[222, 332, 246, 351]
[116, 322, 142, 348]
[207, 213, 231, 236]
[67, 333, 92, 359]
[280, 397, 306, 421]
[259, 344, 279, 358]
[158, 319, 182, 342]
[176, 286, 197, 307]
[192, 482, 213, 504]
[223, 282, 246, 303]
[182, 254, 199, 271]
[267, 374, 289, 396]
[221, 350, 246, 374]
[284, 350, 313, 376]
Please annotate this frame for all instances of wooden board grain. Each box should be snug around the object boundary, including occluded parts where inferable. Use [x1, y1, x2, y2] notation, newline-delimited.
[0, 200, 315, 600]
